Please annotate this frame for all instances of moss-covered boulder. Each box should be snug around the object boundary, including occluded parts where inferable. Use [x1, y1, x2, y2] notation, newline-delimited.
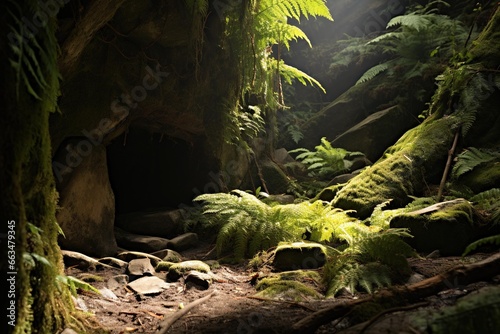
[272, 242, 327, 270]
[333, 115, 457, 219]
[255, 270, 322, 300]
[389, 199, 485, 255]
[167, 260, 210, 282]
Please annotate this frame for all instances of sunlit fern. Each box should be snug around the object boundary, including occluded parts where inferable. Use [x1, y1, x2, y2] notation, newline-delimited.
[452, 147, 500, 179]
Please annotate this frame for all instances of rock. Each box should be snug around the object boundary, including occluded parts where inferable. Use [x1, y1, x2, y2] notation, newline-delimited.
[167, 233, 198, 251]
[55, 142, 117, 257]
[272, 242, 327, 271]
[107, 275, 129, 291]
[265, 194, 295, 204]
[390, 200, 483, 255]
[331, 105, 420, 162]
[407, 273, 426, 284]
[116, 209, 186, 239]
[184, 271, 213, 290]
[114, 227, 170, 253]
[72, 295, 88, 312]
[99, 287, 119, 300]
[127, 258, 156, 278]
[330, 173, 356, 185]
[261, 160, 290, 194]
[127, 276, 170, 295]
[274, 148, 295, 164]
[97, 257, 128, 269]
[116, 251, 162, 267]
[151, 249, 183, 263]
[167, 260, 211, 282]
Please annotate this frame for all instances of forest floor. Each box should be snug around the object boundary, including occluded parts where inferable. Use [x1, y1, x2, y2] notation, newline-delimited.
[66, 240, 499, 334]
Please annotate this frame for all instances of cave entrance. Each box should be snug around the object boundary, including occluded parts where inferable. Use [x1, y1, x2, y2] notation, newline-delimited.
[106, 127, 214, 215]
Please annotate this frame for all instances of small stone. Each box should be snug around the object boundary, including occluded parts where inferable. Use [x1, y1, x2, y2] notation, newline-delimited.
[107, 275, 129, 291]
[116, 251, 162, 267]
[185, 271, 212, 290]
[127, 258, 156, 278]
[99, 287, 119, 300]
[97, 257, 128, 269]
[272, 242, 326, 271]
[127, 276, 170, 295]
[167, 260, 210, 282]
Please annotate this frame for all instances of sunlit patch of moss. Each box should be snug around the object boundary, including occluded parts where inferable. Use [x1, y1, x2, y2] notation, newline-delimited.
[155, 261, 176, 272]
[255, 270, 322, 300]
[333, 116, 458, 219]
[429, 201, 474, 225]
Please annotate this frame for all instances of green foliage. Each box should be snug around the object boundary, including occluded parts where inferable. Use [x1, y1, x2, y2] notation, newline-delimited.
[452, 148, 500, 179]
[290, 137, 365, 179]
[462, 234, 500, 256]
[470, 188, 500, 225]
[56, 275, 101, 297]
[323, 228, 415, 296]
[196, 190, 416, 297]
[334, 2, 469, 87]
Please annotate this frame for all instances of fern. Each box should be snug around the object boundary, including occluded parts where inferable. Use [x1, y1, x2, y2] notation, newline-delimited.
[291, 137, 365, 179]
[355, 61, 393, 85]
[462, 234, 500, 256]
[452, 147, 499, 179]
[470, 188, 500, 225]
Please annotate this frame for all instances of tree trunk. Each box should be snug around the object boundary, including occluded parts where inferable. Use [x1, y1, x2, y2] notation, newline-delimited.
[1, 1, 76, 333]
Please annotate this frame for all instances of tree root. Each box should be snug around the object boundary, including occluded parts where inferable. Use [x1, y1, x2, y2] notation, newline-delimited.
[156, 290, 216, 334]
[291, 252, 500, 333]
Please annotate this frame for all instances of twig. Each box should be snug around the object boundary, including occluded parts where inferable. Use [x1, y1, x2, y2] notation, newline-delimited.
[437, 126, 460, 201]
[247, 295, 316, 312]
[156, 290, 216, 334]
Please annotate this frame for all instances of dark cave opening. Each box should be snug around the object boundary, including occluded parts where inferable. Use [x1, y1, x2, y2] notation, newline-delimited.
[106, 127, 216, 215]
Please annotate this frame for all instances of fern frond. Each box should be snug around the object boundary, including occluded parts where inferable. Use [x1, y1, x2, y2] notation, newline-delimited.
[452, 147, 499, 179]
[470, 188, 500, 225]
[356, 61, 394, 85]
[462, 234, 500, 256]
[386, 14, 436, 32]
[278, 62, 326, 93]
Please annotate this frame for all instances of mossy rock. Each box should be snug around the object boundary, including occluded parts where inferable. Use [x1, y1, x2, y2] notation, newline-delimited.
[166, 260, 210, 281]
[315, 184, 345, 202]
[390, 200, 481, 255]
[333, 116, 457, 219]
[410, 286, 500, 333]
[272, 242, 326, 270]
[457, 160, 500, 193]
[255, 270, 322, 300]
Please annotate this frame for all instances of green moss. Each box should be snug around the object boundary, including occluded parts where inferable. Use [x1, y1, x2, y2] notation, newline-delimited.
[155, 261, 176, 272]
[333, 116, 458, 219]
[459, 161, 500, 193]
[255, 271, 322, 300]
[429, 202, 474, 225]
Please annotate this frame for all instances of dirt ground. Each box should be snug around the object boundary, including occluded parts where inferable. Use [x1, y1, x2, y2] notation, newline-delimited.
[66, 242, 499, 334]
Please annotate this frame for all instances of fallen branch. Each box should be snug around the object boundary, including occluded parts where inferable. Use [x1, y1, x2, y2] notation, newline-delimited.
[291, 252, 500, 333]
[156, 290, 216, 334]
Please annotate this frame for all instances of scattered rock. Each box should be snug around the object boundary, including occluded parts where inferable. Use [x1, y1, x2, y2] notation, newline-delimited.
[115, 227, 170, 253]
[72, 295, 88, 312]
[151, 249, 183, 263]
[407, 273, 426, 284]
[116, 209, 186, 239]
[116, 251, 162, 267]
[185, 271, 213, 290]
[107, 275, 129, 291]
[167, 233, 198, 251]
[127, 276, 170, 295]
[127, 258, 156, 278]
[274, 148, 296, 164]
[99, 287, 119, 300]
[265, 194, 295, 204]
[61, 328, 79, 334]
[272, 242, 326, 271]
[97, 257, 128, 269]
[167, 260, 211, 282]
[390, 200, 486, 255]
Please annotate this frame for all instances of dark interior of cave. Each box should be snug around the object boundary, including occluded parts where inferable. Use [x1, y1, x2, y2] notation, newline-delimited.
[107, 128, 215, 215]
